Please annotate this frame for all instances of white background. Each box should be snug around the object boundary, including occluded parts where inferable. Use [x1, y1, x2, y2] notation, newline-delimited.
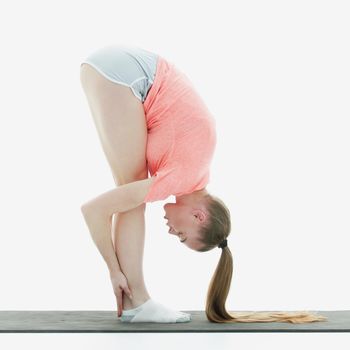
[0, 0, 349, 348]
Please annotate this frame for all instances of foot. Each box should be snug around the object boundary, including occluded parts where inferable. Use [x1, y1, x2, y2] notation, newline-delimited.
[119, 298, 191, 323]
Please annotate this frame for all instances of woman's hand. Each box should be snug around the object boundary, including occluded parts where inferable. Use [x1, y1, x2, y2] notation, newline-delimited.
[109, 270, 133, 317]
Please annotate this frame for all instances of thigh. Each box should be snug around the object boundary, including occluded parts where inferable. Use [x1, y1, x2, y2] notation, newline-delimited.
[80, 64, 148, 185]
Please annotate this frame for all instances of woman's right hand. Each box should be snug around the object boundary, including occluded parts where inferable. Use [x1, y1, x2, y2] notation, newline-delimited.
[109, 270, 133, 317]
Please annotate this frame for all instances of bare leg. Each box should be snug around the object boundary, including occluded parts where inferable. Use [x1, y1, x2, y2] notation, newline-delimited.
[80, 63, 151, 309]
[111, 209, 151, 309]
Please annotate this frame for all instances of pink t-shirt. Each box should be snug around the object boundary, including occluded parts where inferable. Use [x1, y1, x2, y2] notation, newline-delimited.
[142, 56, 217, 203]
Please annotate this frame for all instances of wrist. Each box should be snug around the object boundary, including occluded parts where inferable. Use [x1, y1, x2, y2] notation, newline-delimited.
[109, 266, 121, 276]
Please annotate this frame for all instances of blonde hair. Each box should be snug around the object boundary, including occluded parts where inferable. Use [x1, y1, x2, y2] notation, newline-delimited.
[195, 193, 327, 324]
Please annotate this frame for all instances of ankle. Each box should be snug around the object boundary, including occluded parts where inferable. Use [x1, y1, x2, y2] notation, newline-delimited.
[123, 293, 151, 310]
[131, 296, 151, 309]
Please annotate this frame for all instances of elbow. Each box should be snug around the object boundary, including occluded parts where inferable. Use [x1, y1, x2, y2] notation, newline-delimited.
[80, 202, 111, 223]
[80, 203, 93, 216]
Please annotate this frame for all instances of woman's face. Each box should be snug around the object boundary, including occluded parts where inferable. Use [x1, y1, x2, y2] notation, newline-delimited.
[163, 200, 208, 251]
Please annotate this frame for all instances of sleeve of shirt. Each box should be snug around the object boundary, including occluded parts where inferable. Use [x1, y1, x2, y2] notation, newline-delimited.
[143, 165, 179, 203]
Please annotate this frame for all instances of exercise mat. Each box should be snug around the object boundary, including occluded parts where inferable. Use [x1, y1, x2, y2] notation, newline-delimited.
[0, 310, 349, 333]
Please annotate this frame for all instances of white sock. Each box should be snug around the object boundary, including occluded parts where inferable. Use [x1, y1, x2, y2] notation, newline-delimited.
[119, 298, 191, 323]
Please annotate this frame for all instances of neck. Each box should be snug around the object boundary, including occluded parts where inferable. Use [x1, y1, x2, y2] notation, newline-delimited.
[176, 187, 209, 203]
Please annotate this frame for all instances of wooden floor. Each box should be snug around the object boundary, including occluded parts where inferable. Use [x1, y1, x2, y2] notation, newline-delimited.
[0, 310, 349, 333]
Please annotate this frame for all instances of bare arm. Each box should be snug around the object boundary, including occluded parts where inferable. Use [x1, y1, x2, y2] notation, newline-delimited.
[80, 177, 153, 273]
[81, 205, 121, 274]
[82, 177, 154, 217]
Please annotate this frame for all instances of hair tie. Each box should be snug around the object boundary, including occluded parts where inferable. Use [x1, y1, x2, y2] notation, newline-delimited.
[218, 238, 227, 249]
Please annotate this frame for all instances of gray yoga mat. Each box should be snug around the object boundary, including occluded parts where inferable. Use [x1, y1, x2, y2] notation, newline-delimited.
[0, 310, 349, 333]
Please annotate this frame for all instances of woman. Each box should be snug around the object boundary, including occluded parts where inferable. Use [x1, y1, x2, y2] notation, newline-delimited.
[79, 45, 326, 324]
